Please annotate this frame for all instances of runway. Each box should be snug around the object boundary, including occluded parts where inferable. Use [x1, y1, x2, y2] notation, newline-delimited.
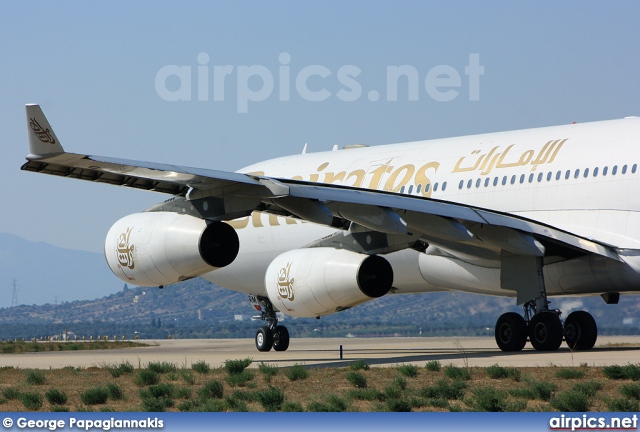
[1, 336, 639, 370]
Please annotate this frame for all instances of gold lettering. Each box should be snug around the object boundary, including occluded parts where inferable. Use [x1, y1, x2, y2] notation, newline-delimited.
[415, 162, 440, 197]
[367, 160, 393, 190]
[227, 217, 250, 229]
[384, 164, 415, 192]
[345, 169, 366, 187]
[324, 171, 346, 184]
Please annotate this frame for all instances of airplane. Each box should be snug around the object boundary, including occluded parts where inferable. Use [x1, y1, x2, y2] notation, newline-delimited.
[21, 104, 640, 353]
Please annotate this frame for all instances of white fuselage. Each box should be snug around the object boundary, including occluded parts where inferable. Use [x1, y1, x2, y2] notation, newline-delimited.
[204, 117, 640, 299]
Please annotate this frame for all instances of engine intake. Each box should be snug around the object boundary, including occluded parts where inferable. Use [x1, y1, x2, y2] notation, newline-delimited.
[265, 248, 393, 318]
[105, 212, 239, 286]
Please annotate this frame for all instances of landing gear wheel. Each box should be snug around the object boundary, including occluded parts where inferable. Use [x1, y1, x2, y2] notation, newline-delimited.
[529, 313, 563, 351]
[273, 326, 290, 352]
[564, 311, 597, 350]
[495, 312, 528, 352]
[255, 326, 274, 352]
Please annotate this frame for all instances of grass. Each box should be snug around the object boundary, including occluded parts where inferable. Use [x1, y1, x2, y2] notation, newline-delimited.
[0, 363, 638, 412]
[0, 340, 146, 354]
[556, 368, 586, 379]
[147, 362, 177, 374]
[105, 361, 135, 378]
[486, 364, 521, 381]
[350, 360, 370, 371]
[25, 370, 46, 385]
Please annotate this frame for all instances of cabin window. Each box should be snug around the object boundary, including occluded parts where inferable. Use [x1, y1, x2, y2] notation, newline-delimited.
[426, 183, 431, 193]
[613, 165, 618, 175]
[622, 165, 628, 174]
[434, 183, 439, 192]
[493, 177, 498, 186]
[593, 167, 599, 177]
[574, 169, 580, 179]
[510, 175, 516, 185]
[556, 171, 561, 180]
[565, 170, 570, 180]
[408, 185, 413, 194]
[484, 178, 490, 187]
[417, 184, 422, 193]
[458, 180, 464, 189]
[400, 186, 405, 194]
[583, 168, 590, 178]
[476, 178, 481, 188]
[467, 179, 472, 189]
[537, 173, 543, 182]
[529, 173, 534, 183]
[502, 176, 507, 186]
[632, 164, 637, 174]
[520, 174, 525, 184]
[603, 166, 608, 176]
[442, 181, 447, 191]
[546, 172, 552, 181]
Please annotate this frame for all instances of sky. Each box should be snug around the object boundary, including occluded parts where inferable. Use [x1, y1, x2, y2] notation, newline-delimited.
[2, 1, 640, 254]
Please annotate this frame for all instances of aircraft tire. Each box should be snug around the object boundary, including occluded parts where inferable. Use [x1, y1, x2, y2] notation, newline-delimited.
[495, 312, 528, 352]
[255, 326, 274, 352]
[273, 325, 290, 352]
[529, 313, 563, 351]
[564, 311, 597, 350]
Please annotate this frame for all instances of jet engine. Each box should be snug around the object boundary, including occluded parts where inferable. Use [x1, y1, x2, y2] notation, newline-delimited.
[264, 248, 393, 318]
[105, 212, 239, 286]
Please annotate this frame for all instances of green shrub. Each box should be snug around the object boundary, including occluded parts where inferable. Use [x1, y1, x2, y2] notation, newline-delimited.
[26, 370, 46, 385]
[486, 364, 521, 381]
[603, 364, 640, 380]
[230, 390, 258, 402]
[571, 381, 603, 398]
[550, 390, 590, 412]
[147, 361, 177, 374]
[3, 387, 21, 400]
[258, 363, 279, 382]
[620, 382, 640, 400]
[607, 397, 639, 412]
[134, 370, 160, 387]
[347, 388, 384, 401]
[140, 383, 176, 400]
[226, 370, 254, 387]
[285, 364, 309, 381]
[386, 398, 412, 412]
[107, 383, 124, 401]
[198, 380, 224, 399]
[224, 396, 248, 412]
[141, 397, 173, 412]
[555, 368, 585, 379]
[45, 388, 67, 405]
[530, 381, 557, 401]
[256, 386, 285, 412]
[470, 387, 510, 412]
[350, 360, 370, 371]
[444, 365, 471, 381]
[21, 392, 43, 410]
[425, 360, 442, 372]
[225, 358, 252, 375]
[192, 360, 210, 374]
[281, 401, 304, 412]
[346, 372, 367, 389]
[51, 406, 70, 412]
[420, 379, 467, 400]
[383, 383, 403, 400]
[80, 386, 109, 405]
[106, 361, 134, 378]
[397, 364, 419, 378]
[180, 370, 195, 385]
[392, 376, 407, 391]
[307, 394, 348, 412]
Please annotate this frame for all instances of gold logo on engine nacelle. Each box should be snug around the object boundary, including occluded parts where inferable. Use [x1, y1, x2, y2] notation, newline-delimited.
[277, 262, 295, 301]
[116, 227, 135, 270]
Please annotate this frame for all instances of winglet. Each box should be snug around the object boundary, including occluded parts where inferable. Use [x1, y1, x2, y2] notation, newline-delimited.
[25, 104, 64, 160]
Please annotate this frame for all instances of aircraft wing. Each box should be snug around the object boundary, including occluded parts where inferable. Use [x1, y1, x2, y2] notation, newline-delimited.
[22, 104, 620, 263]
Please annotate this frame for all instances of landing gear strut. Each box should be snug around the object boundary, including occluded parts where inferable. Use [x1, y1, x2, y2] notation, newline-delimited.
[249, 295, 290, 352]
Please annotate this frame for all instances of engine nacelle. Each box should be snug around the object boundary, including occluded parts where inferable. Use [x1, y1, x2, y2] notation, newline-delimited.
[105, 212, 239, 287]
[265, 248, 393, 318]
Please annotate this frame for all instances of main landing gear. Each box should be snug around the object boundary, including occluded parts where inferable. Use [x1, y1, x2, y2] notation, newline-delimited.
[249, 295, 290, 352]
[495, 303, 598, 352]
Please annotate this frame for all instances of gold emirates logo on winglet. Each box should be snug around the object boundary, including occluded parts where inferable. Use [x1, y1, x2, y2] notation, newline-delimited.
[116, 227, 135, 270]
[277, 262, 295, 301]
[29, 117, 56, 144]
